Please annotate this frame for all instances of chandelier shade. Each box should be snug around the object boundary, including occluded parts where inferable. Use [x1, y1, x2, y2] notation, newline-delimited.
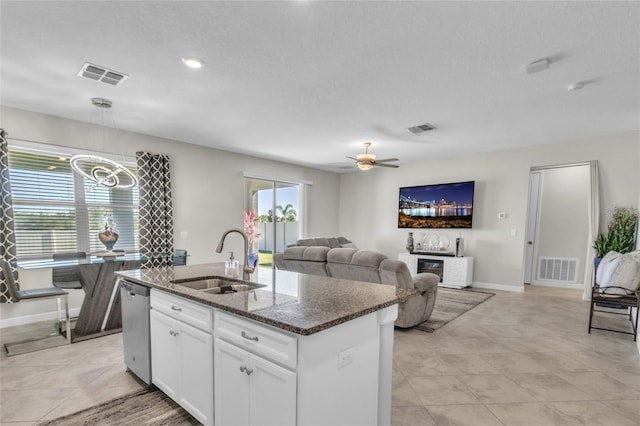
[70, 97, 138, 190]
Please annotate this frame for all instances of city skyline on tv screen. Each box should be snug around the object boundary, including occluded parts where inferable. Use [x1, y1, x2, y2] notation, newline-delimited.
[398, 181, 474, 229]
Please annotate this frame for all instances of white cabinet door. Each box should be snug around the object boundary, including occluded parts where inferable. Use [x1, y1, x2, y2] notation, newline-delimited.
[215, 338, 296, 426]
[150, 309, 179, 399]
[215, 338, 251, 426]
[250, 354, 296, 426]
[179, 322, 213, 425]
[152, 308, 214, 426]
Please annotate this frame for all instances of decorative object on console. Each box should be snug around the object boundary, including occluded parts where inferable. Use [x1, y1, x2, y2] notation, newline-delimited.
[455, 235, 464, 257]
[346, 142, 399, 170]
[70, 98, 138, 191]
[98, 214, 119, 252]
[398, 181, 475, 229]
[406, 232, 414, 252]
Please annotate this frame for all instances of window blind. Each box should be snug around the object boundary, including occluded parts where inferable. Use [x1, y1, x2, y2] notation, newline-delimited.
[8, 146, 139, 259]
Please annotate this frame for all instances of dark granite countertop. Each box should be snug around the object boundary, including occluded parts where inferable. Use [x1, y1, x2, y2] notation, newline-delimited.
[115, 263, 403, 336]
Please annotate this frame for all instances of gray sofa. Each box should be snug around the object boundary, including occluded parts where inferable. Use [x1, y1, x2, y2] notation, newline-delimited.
[274, 238, 438, 328]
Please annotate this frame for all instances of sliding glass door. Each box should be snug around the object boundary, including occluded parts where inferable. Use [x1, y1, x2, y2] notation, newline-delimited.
[244, 178, 301, 268]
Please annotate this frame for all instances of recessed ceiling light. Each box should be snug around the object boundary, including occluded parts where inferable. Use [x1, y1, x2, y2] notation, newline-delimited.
[182, 56, 204, 69]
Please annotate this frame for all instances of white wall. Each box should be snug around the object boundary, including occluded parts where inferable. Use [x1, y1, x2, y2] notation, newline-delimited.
[339, 131, 640, 291]
[0, 106, 340, 324]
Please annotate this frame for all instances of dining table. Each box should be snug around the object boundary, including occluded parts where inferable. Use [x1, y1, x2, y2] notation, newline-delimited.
[19, 253, 145, 340]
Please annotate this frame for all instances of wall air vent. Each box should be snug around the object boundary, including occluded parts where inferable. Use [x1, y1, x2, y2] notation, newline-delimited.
[537, 257, 578, 283]
[407, 123, 435, 136]
[77, 62, 128, 86]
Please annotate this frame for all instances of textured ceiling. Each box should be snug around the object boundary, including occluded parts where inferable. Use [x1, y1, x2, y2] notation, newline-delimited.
[1, 1, 639, 172]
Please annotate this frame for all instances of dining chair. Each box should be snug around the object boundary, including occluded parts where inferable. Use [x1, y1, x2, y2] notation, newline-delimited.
[52, 252, 86, 290]
[172, 249, 188, 266]
[1, 260, 71, 344]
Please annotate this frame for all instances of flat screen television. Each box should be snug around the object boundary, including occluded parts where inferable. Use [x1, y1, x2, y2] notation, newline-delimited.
[398, 181, 475, 228]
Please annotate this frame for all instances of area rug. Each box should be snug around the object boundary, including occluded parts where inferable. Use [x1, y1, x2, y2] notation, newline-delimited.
[38, 388, 198, 425]
[415, 287, 495, 332]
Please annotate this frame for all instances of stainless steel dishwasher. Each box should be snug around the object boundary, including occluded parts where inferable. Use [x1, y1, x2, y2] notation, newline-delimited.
[120, 279, 151, 385]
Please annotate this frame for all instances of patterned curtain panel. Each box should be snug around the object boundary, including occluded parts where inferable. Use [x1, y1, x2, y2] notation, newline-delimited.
[136, 151, 174, 268]
[0, 129, 18, 302]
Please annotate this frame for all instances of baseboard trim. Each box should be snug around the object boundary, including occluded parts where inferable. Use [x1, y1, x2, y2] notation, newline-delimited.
[0, 308, 81, 329]
[531, 281, 584, 290]
[471, 282, 525, 293]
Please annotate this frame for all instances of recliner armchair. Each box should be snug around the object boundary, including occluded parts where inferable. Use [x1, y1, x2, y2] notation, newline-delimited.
[275, 244, 438, 328]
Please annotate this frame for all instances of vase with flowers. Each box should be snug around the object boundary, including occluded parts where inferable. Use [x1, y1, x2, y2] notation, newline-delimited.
[244, 210, 262, 268]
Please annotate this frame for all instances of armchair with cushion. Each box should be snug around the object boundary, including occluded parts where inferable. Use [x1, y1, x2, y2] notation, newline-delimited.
[589, 250, 640, 341]
[275, 242, 439, 328]
[325, 248, 438, 328]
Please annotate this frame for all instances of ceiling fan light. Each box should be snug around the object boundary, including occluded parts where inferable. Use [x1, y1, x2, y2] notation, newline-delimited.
[357, 162, 373, 171]
[357, 153, 376, 162]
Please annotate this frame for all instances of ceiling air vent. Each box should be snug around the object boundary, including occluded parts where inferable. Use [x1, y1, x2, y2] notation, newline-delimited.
[77, 62, 128, 86]
[407, 123, 435, 136]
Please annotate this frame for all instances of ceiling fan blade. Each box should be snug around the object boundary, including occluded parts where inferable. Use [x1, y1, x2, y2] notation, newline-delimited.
[345, 156, 358, 161]
[375, 163, 400, 168]
[376, 158, 399, 163]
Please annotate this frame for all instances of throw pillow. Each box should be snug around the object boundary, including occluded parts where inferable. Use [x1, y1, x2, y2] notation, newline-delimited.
[596, 251, 622, 287]
[609, 250, 640, 292]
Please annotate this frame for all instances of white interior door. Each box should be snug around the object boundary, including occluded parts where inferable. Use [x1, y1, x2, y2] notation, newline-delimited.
[524, 171, 542, 284]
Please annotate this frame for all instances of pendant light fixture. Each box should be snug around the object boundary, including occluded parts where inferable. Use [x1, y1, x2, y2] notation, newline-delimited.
[70, 98, 138, 190]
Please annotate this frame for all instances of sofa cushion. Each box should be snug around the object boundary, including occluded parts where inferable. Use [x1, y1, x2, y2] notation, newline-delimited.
[293, 237, 346, 249]
[326, 248, 358, 264]
[282, 246, 330, 262]
[609, 250, 640, 292]
[596, 251, 623, 287]
[327, 249, 385, 283]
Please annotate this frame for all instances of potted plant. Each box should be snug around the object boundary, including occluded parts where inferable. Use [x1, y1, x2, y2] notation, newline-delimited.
[593, 206, 638, 269]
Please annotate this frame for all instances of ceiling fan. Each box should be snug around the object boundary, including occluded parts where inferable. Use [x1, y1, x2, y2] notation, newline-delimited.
[347, 142, 399, 170]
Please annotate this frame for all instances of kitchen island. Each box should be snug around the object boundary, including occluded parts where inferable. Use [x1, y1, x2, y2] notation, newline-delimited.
[116, 263, 401, 426]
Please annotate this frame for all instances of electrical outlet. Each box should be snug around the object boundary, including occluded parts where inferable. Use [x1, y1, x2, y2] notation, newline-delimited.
[338, 348, 354, 369]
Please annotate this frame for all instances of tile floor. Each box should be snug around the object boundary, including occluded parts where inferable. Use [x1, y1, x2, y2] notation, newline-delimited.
[1, 285, 639, 425]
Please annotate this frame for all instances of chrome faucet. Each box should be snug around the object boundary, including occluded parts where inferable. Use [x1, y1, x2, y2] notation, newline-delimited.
[216, 228, 255, 280]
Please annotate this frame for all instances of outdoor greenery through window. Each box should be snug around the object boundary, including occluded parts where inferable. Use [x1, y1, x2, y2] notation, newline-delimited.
[7, 144, 139, 260]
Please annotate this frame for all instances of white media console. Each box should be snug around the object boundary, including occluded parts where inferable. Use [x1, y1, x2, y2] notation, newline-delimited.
[398, 253, 474, 289]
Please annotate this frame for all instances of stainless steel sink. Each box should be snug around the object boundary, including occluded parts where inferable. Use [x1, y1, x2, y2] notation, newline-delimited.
[170, 276, 265, 294]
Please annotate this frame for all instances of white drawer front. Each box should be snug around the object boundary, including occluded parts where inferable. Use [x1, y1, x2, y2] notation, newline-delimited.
[214, 311, 297, 369]
[151, 290, 212, 332]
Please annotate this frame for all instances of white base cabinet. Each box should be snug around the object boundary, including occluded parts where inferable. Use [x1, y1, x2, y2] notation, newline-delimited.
[214, 306, 398, 426]
[148, 290, 398, 426]
[150, 291, 213, 426]
[214, 337, 296, 426]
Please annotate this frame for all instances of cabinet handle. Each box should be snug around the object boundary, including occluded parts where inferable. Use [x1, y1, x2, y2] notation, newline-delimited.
[241, 331, 259, 342]
[245, 368, 253, 375]
[239, 366, 247, 373]
[169, 330, 179, 336]
[171, 305, 182, 312]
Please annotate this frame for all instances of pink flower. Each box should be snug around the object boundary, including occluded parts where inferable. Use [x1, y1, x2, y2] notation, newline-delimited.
[244, 211, 261, 245]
